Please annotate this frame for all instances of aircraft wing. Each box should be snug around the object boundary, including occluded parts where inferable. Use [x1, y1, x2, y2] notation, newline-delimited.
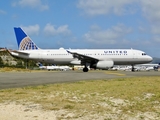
[67, 50, 98, 63]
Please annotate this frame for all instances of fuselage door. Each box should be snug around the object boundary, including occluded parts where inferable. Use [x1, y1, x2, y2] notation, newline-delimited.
[132, 50, 137, 59]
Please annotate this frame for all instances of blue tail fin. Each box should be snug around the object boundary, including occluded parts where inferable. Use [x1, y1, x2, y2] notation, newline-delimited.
[14, 27, 39, 50]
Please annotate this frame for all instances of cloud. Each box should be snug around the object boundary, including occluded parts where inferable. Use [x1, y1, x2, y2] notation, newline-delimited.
[21, 24, 40, 36]
[0, 9, 7, 14]
[14, 0, 49, 11]
[138, 26, 147, 33]
[153, 35, 160, 42]
[140, 1, 160, 39]
[44, 23, 71, 36]
[77, 0, 160, 17]
[151, 25, 160, 34]
[77, 0, 160, 39]
[84, 24, 132, 45]
[141, 0, 160, 23]
[77, 0, 137, 16]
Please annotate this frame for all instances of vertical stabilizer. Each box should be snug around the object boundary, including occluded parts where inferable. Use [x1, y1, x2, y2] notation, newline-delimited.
[14, 27, 39, 50]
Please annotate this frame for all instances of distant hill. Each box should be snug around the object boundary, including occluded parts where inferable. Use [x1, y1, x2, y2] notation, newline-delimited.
[152, 57, 160, 64]
[0, 51, 36, 68]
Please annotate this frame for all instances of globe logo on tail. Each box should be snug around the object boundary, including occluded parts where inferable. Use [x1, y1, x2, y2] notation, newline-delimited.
[19, 37, 39, 50]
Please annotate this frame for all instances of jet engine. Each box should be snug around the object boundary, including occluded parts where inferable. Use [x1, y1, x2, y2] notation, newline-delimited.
[96, 60, 114, 69]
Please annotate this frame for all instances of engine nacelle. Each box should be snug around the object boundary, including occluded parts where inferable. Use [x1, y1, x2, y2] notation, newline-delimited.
[96, 60, 114, 69]
[70, 60, 81, 65]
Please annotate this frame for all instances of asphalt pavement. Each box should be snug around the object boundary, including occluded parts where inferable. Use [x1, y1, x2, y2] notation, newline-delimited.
[0, 70, 159, 89]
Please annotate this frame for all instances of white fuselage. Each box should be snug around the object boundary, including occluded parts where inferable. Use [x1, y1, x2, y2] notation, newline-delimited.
[11, 48, 152, 65]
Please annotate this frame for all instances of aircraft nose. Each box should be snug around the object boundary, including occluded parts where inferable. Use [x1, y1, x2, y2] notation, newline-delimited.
[148, 56, 153, 62]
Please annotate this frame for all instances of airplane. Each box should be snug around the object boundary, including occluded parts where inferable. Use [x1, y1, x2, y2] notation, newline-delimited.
[9, 27, 153, 72]
[38, 63, 71, 71]
[37, 63, 47, 69]
[137, 63, 160, 71]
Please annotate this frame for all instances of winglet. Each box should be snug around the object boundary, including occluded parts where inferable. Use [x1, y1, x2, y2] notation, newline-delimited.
[14, 27, 40, 50]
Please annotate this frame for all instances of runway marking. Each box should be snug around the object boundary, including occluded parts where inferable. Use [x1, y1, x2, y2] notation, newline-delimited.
[104, 71, 126, 76]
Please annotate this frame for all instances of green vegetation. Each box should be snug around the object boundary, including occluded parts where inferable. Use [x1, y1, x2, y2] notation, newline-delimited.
[0, 56, 4, 67]
[0, 67, 32, 72]
[0, 76, 160, 118]
[0, 51, 37, 69]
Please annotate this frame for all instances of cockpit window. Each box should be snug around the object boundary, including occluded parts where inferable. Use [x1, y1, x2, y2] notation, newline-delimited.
[142, 53, 147, 55]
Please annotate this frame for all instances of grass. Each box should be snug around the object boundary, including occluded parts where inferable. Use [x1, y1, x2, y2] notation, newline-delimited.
[0, 67, 31, 72]
[0, 67, 48, 72]
[0, 76, 160, 118]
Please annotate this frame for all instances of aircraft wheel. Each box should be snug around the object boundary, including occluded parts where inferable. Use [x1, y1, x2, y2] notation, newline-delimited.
[131, 65, 135, 72]
[83, 67, 88, 72]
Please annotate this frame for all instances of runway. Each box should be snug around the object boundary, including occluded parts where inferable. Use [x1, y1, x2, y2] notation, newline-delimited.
[0, 70, 159, 89]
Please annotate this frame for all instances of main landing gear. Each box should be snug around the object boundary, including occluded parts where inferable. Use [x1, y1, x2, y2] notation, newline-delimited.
[131, 65, 135, 72]
[83, 66, 89, 72]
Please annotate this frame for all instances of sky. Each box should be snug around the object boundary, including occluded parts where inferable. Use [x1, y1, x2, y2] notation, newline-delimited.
[0, 0, 160, 57]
